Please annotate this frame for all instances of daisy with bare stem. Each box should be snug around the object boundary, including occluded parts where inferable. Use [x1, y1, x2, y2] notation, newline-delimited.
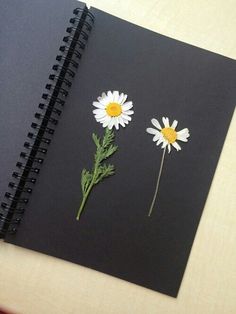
[146, 117, 190, 217]
[76, 91, 134, 220]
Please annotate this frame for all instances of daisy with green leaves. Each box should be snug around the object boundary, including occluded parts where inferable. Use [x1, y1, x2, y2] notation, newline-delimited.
[76, 91, 134, 220]
[146, 117, 190, 217]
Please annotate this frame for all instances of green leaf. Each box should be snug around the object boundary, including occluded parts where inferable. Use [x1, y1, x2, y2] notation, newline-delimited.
[102, 128, 115, 149]
[101, 164, 115, 178]
[94, 164, 115, 184]
[81, 168, 92, 195]
[104, 144, 118, 159]
[92, 133, 100, 148]
[78, 128, 118, 219]
[93, 128, 118, 164]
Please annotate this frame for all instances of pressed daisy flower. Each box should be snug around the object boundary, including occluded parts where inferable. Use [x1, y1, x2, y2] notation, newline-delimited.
[92, 91, 134, 130]
[77, 91, 134, 221]
[146, 117, 190, 217]
[146, 117, 190, 153]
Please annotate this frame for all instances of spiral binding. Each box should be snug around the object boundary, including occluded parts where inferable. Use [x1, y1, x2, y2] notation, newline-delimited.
[0, 6, 94, 238]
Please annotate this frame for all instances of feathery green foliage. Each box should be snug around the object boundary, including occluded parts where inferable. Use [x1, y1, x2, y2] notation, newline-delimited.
[77, 128, 118, 220]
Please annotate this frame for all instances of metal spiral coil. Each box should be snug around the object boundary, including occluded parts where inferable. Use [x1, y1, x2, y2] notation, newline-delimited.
[0, 5, 94, 238]
[8, 182, 33, 193]
[31, 122, 55, 135]
[4, 192, 29, 203]
[12, 172, 37, 184]
[63, 36, 86, 50]
[1, 203, 25, 214]
[59, 46, 82, 60]
[49, 74, 72, 88]
[28, 131, 52, 143]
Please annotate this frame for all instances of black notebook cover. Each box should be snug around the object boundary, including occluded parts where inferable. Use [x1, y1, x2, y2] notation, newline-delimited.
[1, 0, 236, 297]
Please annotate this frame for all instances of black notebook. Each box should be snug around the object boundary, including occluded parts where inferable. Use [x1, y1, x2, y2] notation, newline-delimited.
[0, 0, 235, 297]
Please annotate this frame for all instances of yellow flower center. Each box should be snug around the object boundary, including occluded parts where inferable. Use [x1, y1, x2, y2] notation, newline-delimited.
[161, 127, 177, 144]
[106, 102, 122, 117]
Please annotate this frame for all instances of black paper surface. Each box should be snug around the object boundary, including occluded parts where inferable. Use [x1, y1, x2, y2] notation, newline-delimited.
[3, 4, 236, 297]
[0, 0, 84, 201]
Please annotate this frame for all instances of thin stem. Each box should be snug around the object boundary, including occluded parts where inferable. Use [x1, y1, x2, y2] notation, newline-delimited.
[148, 146, 166, 217]
[76, 181, 94, 220]
[76, 162, 98, 221]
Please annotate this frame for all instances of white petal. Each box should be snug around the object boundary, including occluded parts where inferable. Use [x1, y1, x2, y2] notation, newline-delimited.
[177, 134, 188, 142]
[121, 113, 132, 121]
[97, 92, 108, 103]
[118, 93, 124, 104]
[108, 118, 115, 129]
[97, 94, 104, 102]
[102, 99, 110, 106]
[171, 120, 178, 129]
[146, 127, 159, 135]
[161, 140, 168, 148]
[122, 101, 133, 111]
[172, 141, 181, 151]
[156, 136, 164, 146]
[114, 117, 119, 130]
[162, 117, 169, 127]
[102, 117, 111, 128]
[95, 113, 107, 119]
[99, 92, 107, 99]
[94, 113, 107, 122]
[95, 115, 107, 122]
[168, 144, 171, 153]
[118, 116, 125, 127]
[177, 128, 190, 142]
[121, 94, 127, 104]
[124, 110, 134, 115]
[92, 101, 105, 109]
[177, 128, 190, 136]
[99, 97, 110, 106]
[151, 118, 162, 130]
[107, 91, 113, 101]
[101, 116, 110, 123]
[153, 133, 161, 142]
[113, 91, 119, 102]
[95, 116, 107, 123]
[93, 108, 102, 114]
[93, 108, 106, 116]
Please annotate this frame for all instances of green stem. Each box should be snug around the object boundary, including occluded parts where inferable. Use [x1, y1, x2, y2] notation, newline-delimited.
[76, 162, 99, 220]
[148, 146, 166, 217]
[76, 183, 92, 220]
[76, 127, 116, 221]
